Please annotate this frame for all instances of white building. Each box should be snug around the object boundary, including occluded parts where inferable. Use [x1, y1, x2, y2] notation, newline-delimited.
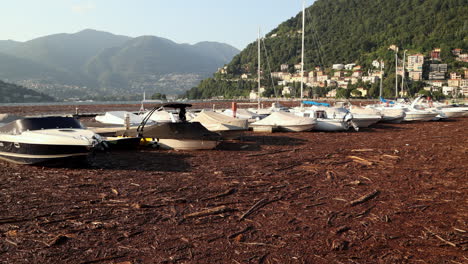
[442, 86, 458, 96]
[345, 63, 356, 70]
[362, 76, 379, 84]
[332, 64, 345, 70]
[282, 86, 295, 96]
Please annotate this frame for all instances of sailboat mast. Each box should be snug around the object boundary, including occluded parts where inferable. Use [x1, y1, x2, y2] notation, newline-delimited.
[395, 48, 399, 98]
[379, 60, 383, 97]
[401, 50, 406, 97]
[300, 0, 305, 99]
[258, 27, 261, 110]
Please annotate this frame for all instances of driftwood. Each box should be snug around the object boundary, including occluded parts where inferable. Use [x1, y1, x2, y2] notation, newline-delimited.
[228, 226, 254, 239]
[347, 156, 373, 166]
[184, 206, 231, 219]
[246, 149, 291, 157]
[350, 190, 380, 206]
[239, 197, 281, 221]
[240, 198, 267, 220]
[424, 227, 458, 247]
[201, 188, 237, 201]
[351, 149, 374, 152]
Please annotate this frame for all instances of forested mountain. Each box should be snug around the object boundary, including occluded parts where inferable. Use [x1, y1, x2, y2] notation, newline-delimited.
[0, 40, 20, 52]
[187, 0, 468, 99]
[2, 29, 131, 76]
[0, 30, 239, 100]
[0, 80, 55, 103]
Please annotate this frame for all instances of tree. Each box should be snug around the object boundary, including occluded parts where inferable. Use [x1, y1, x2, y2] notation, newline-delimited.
[151, 93, 167, 100]
[336, 88, 350, 99]
[351, 89, 362, 97]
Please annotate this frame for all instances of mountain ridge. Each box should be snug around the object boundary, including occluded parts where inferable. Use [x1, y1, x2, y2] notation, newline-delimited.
[0, 29, 240, 100]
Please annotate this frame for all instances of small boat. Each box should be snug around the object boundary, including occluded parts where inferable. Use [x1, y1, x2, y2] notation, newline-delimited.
[349, 106, 383, 127]
[0, 116, 101, 165]
[191, 110, 249, 139]
[291, 101, 354, 132]
[250, 111, 316, 132]
[118, 103, 220, 150]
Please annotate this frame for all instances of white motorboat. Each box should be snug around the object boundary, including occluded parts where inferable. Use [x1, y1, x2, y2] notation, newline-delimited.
[0, 116, 101, 165]
[118, 103, 220, 150]
[191, 110, 249, 139]
[348, 107, 382, 127]
[250, 111, 316, 132]
[291, 102, 355, 131]
[293, 109, 350, 132]
[365, 104, 406, 123]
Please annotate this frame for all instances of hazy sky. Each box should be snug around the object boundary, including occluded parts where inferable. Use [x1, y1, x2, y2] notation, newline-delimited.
[1, 0, 314, 49]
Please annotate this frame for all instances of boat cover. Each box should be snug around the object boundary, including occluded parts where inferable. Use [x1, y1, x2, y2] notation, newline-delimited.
[350, 106, 382, 115]
[191, 111, 248, 131]
[117, 122, 220, 140]
[303, 101, 331, 107]
[143, 110, 178, 123]
[95, 111, 144, 125]
[0, 117, 84, 135]
[251, 111, 315, 127]
[222, 109, 261, 120]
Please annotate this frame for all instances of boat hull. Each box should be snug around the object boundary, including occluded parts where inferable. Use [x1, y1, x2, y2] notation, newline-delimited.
[404, 112, 438, 122]
[278, 124, 315, 132]
[381, 115, 405, 123]
[0, 141, 90, 165]
[141, 138, 219, 150]
[157, 139, 219, 150]
[352, 117, 381, 128]
[313, 119, 349, 132]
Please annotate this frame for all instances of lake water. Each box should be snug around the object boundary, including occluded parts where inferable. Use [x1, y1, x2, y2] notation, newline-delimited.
[0, 101, 142, 107]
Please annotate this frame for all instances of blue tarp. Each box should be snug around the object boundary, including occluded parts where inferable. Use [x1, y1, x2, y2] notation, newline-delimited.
[303, 101, 331, 107]
[379, 97, 395, 104]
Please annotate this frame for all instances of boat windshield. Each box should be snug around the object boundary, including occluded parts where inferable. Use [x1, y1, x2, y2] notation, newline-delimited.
[0, 117, 84, 135]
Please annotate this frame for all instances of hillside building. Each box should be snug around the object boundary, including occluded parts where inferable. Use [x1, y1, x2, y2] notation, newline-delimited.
[332, 64, 344, 70]
[447, 79, 460, 87]
[428, 64, 447, 80]
[280, 64, 289, 72]
[430, 48, 441, 61]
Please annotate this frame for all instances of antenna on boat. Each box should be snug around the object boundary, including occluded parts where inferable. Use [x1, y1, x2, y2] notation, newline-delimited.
[300, 0, 305, 100]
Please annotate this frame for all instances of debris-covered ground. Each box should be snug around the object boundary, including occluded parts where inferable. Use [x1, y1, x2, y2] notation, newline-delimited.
[0, 109, 467, 263]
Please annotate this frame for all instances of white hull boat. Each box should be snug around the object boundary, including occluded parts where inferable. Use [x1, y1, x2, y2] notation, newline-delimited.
[314, 119, 350, 131]
[404, 111, 438, 121]
[351, 115, 382, 128]
[0, 117, 101, 165]
[251, 111, 315, 132]
[118, 104, 221, 151]
[292, 106, 352, 132]
[153, 139, 219, 151]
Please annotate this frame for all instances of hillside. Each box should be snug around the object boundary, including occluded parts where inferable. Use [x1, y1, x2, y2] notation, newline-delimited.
[0, 80, 55, 103]
[0, 30, 239, 100]
[187, 0, 468, 99]
[0, 40, 20, 52]
[2, 29, 131, 77]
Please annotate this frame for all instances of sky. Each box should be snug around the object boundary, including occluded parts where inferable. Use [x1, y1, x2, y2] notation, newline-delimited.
[1, 0, 315, 50]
